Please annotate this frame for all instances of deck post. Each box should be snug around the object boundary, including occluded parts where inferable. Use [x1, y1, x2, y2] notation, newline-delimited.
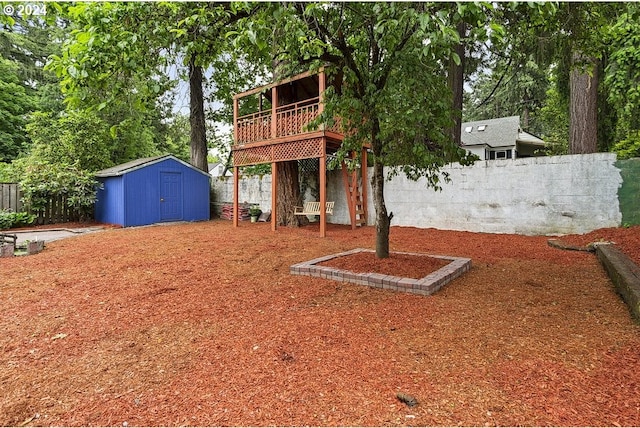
[271, 85, 278, 139]
[271, 161, 277, 232]
[318, 68, 325, 116]
[233, 98, 238, 144]
[319, 145, 327, 238]
[233, 166, 239, 227]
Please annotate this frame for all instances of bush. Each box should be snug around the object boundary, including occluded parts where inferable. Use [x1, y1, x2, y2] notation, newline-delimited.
[0, 210, 35, 230]
[20, 160, 100, 221]
[612, 130, 640, 160]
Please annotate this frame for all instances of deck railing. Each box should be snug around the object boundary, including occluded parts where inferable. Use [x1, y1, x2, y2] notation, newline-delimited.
[236, 97, 343, 145]
[236, 110, 272, 145]
[275, 97, 320, 139]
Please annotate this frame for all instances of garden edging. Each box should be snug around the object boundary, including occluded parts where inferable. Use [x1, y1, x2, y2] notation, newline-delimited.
[595, 244, 640, 322]
[290, 248, 471, 296]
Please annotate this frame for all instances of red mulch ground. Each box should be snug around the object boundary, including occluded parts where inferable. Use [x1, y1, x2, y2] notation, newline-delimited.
[319, 252, 450, 279]
[1, 221, 639, 426]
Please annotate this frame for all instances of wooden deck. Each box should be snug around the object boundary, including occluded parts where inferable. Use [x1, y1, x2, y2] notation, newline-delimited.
[233, 98, 343, 167]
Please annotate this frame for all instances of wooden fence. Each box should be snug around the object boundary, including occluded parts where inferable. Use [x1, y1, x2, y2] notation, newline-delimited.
[0, 183, 23, 212]
[0, 183, 84, 225]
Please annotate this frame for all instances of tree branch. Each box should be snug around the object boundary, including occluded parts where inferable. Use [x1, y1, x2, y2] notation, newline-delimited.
[475, 56, 513, 108]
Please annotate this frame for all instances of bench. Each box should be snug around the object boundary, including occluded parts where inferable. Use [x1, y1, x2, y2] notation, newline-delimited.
[294, 201, 334, 216]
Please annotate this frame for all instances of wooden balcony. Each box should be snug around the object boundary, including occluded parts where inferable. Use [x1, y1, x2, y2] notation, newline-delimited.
[232, 70, 343, 167]
[236, 97, 326, 145]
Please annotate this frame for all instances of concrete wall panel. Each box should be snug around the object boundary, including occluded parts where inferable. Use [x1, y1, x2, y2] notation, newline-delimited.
[213, 153, 627, 235]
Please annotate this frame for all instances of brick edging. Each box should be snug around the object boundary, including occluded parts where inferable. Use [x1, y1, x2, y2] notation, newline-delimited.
[595, 244, 640, 322]
[290, 248, 471, 296]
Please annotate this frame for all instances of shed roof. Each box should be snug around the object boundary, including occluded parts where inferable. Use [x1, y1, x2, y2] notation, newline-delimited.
[95, 154, 210, 178]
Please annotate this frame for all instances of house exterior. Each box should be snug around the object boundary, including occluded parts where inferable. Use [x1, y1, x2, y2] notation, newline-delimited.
[208, 162, 231, 177]
[461, 116, 546, 160]
[94, 155, 210, 227]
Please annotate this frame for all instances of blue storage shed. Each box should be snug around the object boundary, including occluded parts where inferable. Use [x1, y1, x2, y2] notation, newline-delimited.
[95, 155, 210, 227]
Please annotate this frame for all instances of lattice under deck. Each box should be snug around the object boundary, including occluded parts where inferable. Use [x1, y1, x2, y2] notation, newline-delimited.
[233, 137, 325, 167]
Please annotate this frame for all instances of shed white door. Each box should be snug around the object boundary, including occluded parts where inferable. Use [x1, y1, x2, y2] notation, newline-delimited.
[160, 172, 183, 221]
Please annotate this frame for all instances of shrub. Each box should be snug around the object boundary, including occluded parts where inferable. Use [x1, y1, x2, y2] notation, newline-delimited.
[20, 160, 100, 221]
[0, 210, 35, 230]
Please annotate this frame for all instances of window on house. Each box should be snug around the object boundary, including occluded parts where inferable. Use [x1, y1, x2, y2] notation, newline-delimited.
[477, 125, 486, 131]
[488, 149, 513, 160]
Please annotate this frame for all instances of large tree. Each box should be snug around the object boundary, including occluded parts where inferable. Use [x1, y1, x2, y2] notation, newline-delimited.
[605, 2, 640, 159]
[49, 2, 259, 172]
[261, 2, 482, 257]
[0, 58, 32, 161]
[463, 3, 559, 134]
[0, 11, 66, 161]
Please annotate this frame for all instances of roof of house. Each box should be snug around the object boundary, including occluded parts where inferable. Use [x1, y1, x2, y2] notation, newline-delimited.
[95, 154, 210, 178]
[461, 116, 545, 148]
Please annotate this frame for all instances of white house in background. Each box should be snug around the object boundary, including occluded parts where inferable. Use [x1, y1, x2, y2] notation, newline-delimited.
[461, 116, 547, 160]
[208, 162, 232, 177]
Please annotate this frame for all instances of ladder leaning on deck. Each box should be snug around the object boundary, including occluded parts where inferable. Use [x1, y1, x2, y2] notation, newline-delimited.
[342, 151, 367, 229]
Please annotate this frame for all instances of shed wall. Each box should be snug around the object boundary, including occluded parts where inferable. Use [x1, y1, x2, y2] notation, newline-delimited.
[123, 159, 210, 227]
[95, 176, 125, 225]
[95, 158, 210, 227]
[123, 166, 161, 227]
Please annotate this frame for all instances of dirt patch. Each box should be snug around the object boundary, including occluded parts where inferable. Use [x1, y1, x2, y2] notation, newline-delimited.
[1, 220, 639, 426]
[318, 251, 450, 279]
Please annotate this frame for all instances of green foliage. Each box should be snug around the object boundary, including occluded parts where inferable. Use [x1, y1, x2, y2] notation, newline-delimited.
[47, 2, 172, 109]
[158, 113, 190, 163]
[0, 10, 67, 160]
[241, 164, 271, 177]
[0, 161, 21, 182]
[464, 58, 550, 136]
[26, 110, 113, 171]
[47, 2, 265, 171]
[0, 58, 33, 161]
[281, 2, 482, 184]
[612, 131, 640, 160]
[248, 204, 261, 217]
[538, 82, 569, 155]
[604, 3, 640, 150]
[0, 210, 35, 230]
[20, 160, 99, 220]
[242, 2, 498, 256]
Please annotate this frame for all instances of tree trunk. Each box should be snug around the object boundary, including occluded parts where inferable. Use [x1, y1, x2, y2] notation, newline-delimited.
[272, 55, 306, 227]
[522, 105, 530, 129]
[372, 158, 389, 258]
[447, 21, 466, 146]
[276, 160, 307, 227]
[189, 55, 208, 172]
[569, 51, 598, 154]
[370, 118, 389, 258]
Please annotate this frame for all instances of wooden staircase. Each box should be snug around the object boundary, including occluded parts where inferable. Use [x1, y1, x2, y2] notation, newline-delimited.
[342, 153, 367, 229]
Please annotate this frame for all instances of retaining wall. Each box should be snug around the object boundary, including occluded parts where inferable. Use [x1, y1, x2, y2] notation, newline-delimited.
[212, 153, 635, 235]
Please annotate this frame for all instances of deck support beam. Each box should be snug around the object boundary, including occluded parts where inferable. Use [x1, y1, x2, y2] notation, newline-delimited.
[271, 161, 277, 232]
[319, 149, 327, 238]
[233, 166, 239, 228]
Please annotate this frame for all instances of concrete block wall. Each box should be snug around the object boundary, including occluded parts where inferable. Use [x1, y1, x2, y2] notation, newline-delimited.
[212, 153, 625, 235]
[210, 175, 273, 214]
